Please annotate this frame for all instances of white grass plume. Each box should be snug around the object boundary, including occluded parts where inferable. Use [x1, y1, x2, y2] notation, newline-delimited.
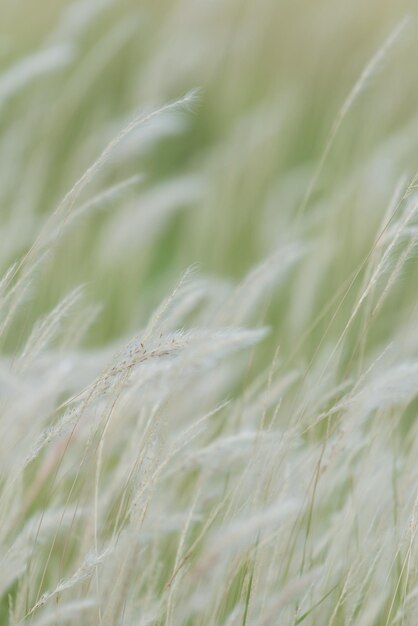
[299, 17, 410, 215]
[2, 3, 418, 626]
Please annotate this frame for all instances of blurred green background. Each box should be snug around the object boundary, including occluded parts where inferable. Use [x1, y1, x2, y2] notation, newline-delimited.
[1, 0, 418, 363]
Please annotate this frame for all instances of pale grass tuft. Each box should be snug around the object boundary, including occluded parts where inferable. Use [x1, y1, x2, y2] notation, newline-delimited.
[1, 3, 418, 626]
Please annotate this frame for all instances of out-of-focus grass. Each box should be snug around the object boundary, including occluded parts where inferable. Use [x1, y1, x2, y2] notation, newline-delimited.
[1, 0, 415, 348]
[2, 1, 418, 625]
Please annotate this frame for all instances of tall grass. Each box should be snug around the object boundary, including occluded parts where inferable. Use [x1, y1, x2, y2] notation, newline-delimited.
[1, 1, 418, 624]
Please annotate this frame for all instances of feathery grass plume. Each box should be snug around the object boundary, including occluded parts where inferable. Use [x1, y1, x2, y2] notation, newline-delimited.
[8, 89, 199, 301]
[43, 174, 143, 246]
[15, 285, 85, 374]
[25, 544, 114, 617]
[2, 1, 418, 625]
[298, 16, 410, 216]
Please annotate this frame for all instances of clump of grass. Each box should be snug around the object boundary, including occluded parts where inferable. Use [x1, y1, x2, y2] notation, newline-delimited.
[1, 1, 418, 625]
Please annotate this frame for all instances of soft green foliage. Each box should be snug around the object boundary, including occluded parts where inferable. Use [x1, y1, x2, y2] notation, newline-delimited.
[1, 1, 418, 624]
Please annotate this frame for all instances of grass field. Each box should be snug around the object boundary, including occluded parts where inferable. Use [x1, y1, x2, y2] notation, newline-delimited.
[1, 1, 418, 624]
